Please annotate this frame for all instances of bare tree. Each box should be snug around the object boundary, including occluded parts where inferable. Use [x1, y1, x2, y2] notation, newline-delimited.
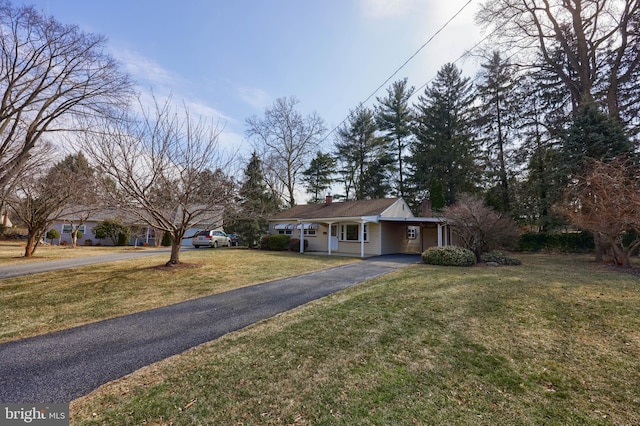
[7, 149, 74, 257]
[476, 0, 640, 126]
[246, 97, 325, 207]
[559, 158, 640, 268]
[442, 194, 520, 259]
[0, 2, 133, 195]
[82, 98, 234, 265]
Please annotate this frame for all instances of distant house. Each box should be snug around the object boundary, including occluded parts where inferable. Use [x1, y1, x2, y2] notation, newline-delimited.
[49, 205, 225, 246]
[268, 196, 454, 257]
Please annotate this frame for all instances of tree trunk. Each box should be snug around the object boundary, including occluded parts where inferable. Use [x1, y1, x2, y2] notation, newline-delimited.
[166, 239, 181, 266]
[24, 235, 38, 257]
[594, 234, 604, 263]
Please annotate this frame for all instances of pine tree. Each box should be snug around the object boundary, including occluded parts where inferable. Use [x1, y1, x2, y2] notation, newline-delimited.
[408, 63, 480, 207]
[334, 106, 390, 200]
[229, 152, 279, 248]
[476, 52, 520, 213]
[301, 151, 336, 203]
[376, 78, 415, 198]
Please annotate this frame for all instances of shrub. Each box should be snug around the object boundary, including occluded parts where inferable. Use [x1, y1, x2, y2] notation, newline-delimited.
[422, 246, 477, 267]
[480, 250, 521, 266]
[117, 231, 130, 246]
[518, 231, 594, 253]
[46, 229, 60, 241]
[288, 238, 309, 252]
[160, 231, 172, 247]
[260, 235, 271, 250]
[268, 234, 290, 251]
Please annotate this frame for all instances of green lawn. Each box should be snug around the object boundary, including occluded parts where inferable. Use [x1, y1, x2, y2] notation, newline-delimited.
[0, 247, 357, 343]
[66, 253, 640, 425]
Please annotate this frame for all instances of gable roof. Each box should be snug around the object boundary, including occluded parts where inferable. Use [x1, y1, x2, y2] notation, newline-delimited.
[270, 198, 401, 220]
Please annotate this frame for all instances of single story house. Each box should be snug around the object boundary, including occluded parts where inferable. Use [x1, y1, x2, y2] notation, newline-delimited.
[49, 205, 225, 246]
[268, 196, 454, 257]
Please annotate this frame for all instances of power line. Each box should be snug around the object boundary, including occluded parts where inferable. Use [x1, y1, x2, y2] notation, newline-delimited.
[321, 0, 476, 144]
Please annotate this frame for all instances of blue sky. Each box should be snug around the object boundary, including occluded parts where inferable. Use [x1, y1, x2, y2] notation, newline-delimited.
[25, 0, 483, 157]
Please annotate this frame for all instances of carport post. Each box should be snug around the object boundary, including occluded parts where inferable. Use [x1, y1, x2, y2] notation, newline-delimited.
[299, 221, 304, 253]
[360, 219, 365, 258]
[327, 221, 333, 255]
[437, 224, 443, 247]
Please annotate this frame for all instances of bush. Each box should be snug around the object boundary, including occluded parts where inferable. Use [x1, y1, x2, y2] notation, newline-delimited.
[288, 238, 309, 252]
[161, 231, 172, 247]
[267, 234, 290, 251]
[260, 235, 271, 250]
[422, 246, 477, 267]
[117, 231, 130, 246]
[46, 229, 60, 241]
[518, 231, 594, 253]
[480, 250, 522, 266]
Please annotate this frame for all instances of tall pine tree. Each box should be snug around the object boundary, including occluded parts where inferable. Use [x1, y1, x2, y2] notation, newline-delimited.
[334, 106, 390, 200]
[408, 63, 480, 208]
[228, 152, 279, 248]
[376, 78, 415, 198]
[301, 151, 336, 203]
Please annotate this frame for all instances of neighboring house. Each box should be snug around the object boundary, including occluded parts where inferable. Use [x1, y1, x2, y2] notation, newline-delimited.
[268, 196, 454, 257]
[50, 206, 225, 247]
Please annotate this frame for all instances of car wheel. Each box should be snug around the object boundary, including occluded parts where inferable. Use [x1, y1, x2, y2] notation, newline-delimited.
[193, 245, 200, 249]
[213, 240, 218, 248]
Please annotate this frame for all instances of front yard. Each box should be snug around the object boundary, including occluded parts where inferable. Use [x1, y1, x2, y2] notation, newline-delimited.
[0, 246, 357, 343]
[64, 253, 639, 425]
[1, 245, 638, 424]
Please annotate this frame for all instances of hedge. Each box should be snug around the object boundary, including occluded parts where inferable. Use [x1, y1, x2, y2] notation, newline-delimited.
[518, 231, 594, 253]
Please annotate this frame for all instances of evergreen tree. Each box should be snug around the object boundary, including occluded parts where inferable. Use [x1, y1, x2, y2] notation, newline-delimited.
[476, 52, 520, 213]
[560, 102, 633, 179]
[334, 106, 390, 200]
[229, 152, 279, 248]
[301, 151, 336, 203]
[408, 63, 480, 207]
[376, 78, 415, 198]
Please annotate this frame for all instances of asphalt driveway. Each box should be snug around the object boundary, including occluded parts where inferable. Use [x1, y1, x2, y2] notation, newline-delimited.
[0, 254, 420, 403]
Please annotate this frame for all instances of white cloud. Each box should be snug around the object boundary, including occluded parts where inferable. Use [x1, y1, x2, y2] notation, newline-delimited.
[359, 0, 420, 19]
[113, 48, 179, 89]
[237, 87, 270, 111]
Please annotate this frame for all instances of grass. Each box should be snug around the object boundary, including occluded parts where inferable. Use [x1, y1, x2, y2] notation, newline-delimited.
[0, 246, 358, 343]
[65, 253, 640, 425]
[0, 240, 147, 265]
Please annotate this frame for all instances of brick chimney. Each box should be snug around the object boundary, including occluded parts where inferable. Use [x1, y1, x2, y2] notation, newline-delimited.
[420, 198, 432, 217]
[325, 194, 333, 206]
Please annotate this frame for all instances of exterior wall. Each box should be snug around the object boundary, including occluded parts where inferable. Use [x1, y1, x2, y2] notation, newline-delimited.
[380, 199, 414, 218]
[421, 224, 439, 249]
[380, 223, 421, 254]
[49, 220, 157, 246]
[332, 222, 382, 256]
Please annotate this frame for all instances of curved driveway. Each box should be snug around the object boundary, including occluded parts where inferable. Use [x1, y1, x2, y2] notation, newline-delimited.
[0, 254, 419, 403]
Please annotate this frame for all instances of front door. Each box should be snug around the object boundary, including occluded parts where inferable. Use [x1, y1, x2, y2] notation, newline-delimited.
[330, 225, 338, 251]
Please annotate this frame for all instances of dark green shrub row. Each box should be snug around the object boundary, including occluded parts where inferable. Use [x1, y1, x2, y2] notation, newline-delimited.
[288, 238, 309, 252]
[518, 231, 594, 253]
[260, 234, 291, 251]
[422, 246, 477, 267]
[480, 250, 522, 266]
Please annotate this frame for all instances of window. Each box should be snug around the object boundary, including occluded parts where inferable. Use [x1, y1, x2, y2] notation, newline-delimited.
[62, 224, 86, 234]
[339, 223, 368, 242]
[407, 226, 417, 240]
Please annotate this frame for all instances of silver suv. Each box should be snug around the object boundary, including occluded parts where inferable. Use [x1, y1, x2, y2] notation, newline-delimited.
[192, 230, 231, 248]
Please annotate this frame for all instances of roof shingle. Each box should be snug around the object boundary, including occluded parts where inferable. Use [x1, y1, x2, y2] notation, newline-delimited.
[270, 198, 400, 220]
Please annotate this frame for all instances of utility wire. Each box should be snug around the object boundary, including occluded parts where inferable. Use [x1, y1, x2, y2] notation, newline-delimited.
[321, 0, 476, 144]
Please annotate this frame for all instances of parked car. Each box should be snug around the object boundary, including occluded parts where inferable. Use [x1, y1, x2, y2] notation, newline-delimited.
[192, 230, 231, 248]
[227, 233, 241, 246]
